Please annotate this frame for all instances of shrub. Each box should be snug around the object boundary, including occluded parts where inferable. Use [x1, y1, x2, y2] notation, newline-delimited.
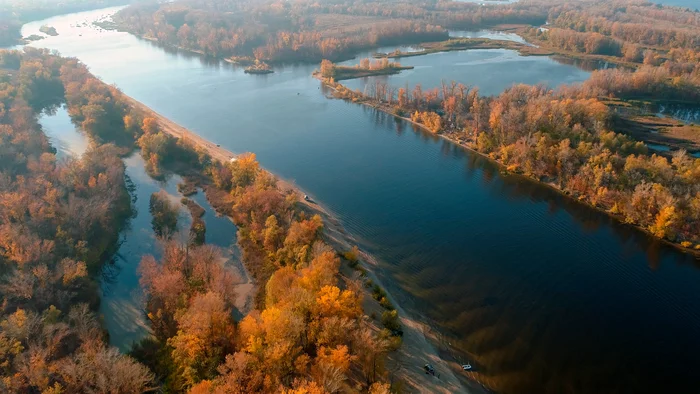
[381, 310, 401, 332]
[344, 246, 359, 267]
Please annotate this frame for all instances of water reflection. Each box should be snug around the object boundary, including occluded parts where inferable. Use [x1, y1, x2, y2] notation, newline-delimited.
[141, 39, 235, 70]
[363, 106, 696, 270]
[550, 55, 622, 72]
[353, 108, 699, 392]
[340, 49, 593, 95]
[38, 105, 90, 159]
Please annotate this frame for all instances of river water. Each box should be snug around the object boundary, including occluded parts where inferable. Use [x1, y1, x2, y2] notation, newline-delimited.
[22, 7, 700, 393]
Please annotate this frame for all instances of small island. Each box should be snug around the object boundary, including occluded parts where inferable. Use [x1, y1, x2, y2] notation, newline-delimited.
[39, 25, 58, 36]
[317, 58, 414, 81]
[243, 59, 273, 74]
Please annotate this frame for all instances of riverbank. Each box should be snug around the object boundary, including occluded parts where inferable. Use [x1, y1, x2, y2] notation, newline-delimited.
[124, 95, 477, 393]
[317, 75, 700, 258]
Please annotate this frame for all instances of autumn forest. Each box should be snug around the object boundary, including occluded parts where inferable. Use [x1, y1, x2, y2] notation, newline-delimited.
[1, 0, 700, 393]
[0, 47, 398, 393]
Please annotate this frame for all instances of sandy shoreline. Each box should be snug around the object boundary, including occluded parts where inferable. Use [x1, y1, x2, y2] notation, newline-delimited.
[125, 96, 478, 393]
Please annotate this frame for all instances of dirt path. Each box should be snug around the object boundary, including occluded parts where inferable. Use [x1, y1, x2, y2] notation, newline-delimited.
[126, 97, 480, 394]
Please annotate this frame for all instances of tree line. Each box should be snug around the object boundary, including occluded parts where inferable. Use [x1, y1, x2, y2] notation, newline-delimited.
[109, 0, 699, 68]
[322, 64, 700, 249]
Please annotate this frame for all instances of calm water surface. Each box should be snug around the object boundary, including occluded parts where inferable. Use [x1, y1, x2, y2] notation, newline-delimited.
[23, 8, 700, 393]
[38, 104, 240, 351]
[340, 48, 592, 96]
[38, 106, 90, 159]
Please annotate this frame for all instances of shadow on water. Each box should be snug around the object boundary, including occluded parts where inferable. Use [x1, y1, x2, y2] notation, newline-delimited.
[357, 106, 700, 393]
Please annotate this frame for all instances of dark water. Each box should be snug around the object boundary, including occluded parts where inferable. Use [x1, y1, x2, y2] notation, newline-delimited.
[38, 100, 240, 351]
[23, 8, 700, 393]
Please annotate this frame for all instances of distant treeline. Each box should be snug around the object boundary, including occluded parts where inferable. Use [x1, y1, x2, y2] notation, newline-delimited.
[111, 0, 700, 67]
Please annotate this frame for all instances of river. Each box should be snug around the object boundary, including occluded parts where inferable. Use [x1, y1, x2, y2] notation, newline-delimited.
[38, 105, 244, 351]
[23, 7, 700, 393]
